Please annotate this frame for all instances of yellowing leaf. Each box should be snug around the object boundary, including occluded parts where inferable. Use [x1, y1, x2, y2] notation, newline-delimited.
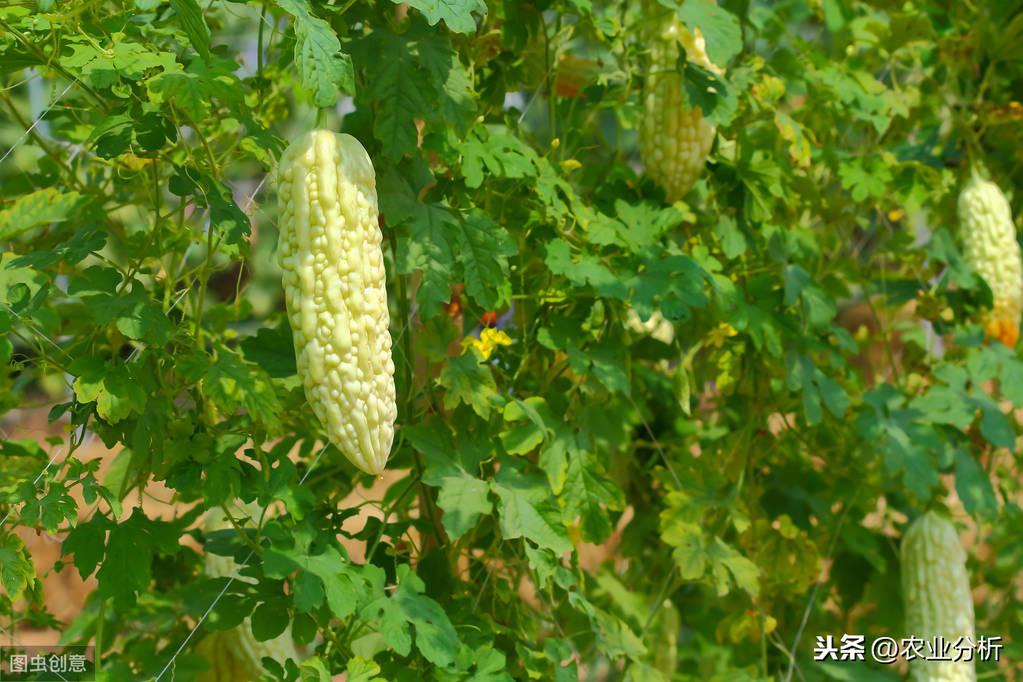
[0, 189, 83, 240]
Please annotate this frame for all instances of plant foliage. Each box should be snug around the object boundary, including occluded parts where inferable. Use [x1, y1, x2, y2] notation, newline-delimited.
[0, 0, 1022, 679]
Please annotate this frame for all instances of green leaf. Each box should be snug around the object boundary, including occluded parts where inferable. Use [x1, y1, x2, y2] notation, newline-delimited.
[148, 58, 245, 121]
[588, 342, 632, 395]
[0, 532, 35, 600]
[545, 239, 627, 299]
[453, 211, 516, 310]
[438, 349, 500, 419]
[167, 165, 250, 246]
[524, 543, 558, 589]
[707, 537, 760, 597]
[410, 420, 462, 481]
[395, 0, 487, 34]
[975, 398, 1014, 450]
[682, 61, 737, 126]
[380, 169, 456, 314]
[954, 449, 997, 519]
[785, 353, 848, 425]
[501, 398, 549, 456]
[147, 69, 218, 121]
[670, 0, 742, 65]
[560, 450, 625, 543]
[299, 657, 333, 682]
[345, 657, 386, 682]
[67, 273, 174, 344]
[493, 464, 572, 555]
[412, 420, 493, 538]
[134, 111, 177, 152]
[0, 439, 47, 496]
[838, 157, 892, 202]
[436, 474, 492, 539]
[361, 564, 460, 666]
[457, 644, 514, 681]
[856, 386, 940, 500]
[241, 325, 298, 379]
[207, 179, 252, 248]
[999, 352, 1023, 405]
[62, 38, 177, 88]
[278, 0, 355, 106]
[910, 386, 974, 430]
[361, 31, 432, 159]
[662, 519, 706, 580]
[774, 110, 812, 167]
[70, 358, 148, 425]
[264, 540, 362, 619]
[417, 31, 477, 135]
[19, 485, 77, 533]
[660, 492, 759, 597]
[170, 0, 211, 60]
[96, 509, 181, 610]
[459, 128, 537, 188]
[251, 600, 290, 641]
[627, 254, 711, 322]
[179, 346, 282, 433]
[612, 200, 684, 249]
[501, 397, 576, 493]
[568, 591, 647, 660]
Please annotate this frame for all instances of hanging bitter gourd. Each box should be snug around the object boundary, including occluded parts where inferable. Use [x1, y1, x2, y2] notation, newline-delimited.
[196, 503, 300, 681]
[901, 511, 976, 682]
[276, 130, 397, 475]
[639, 16, 721, 202]
[958, 173, 1022, 347]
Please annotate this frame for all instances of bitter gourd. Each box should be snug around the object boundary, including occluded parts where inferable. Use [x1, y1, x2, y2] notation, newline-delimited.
[196, 503, 300, 680]
[959, 173, 1022, 347]
[639, 18, 720, 202]
[901, 511, 976, 682]
[276, 130, 397, 475]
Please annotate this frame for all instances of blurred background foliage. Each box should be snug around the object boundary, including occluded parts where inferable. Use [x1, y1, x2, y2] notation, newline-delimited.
[0, 0, 1022, 679]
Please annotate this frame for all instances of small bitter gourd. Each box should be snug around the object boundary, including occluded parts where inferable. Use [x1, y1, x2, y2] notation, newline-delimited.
[196, 503, 300, 681]
[625, 309, 675, 345]
[901, 511, 976, 682]
[958, 173, 1022, 347]
[276, 130, 397, 475]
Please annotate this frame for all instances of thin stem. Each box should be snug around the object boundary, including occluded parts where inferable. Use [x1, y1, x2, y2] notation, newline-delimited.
[257, 4, 266, 78]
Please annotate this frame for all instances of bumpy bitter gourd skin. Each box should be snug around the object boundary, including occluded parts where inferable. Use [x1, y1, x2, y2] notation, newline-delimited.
[640, 19, 720, 202]
[901, 512, 976, 682]
[959, 174, 1022, 348]
[277, 130, 397, 475]
[196, 504, 300, 681]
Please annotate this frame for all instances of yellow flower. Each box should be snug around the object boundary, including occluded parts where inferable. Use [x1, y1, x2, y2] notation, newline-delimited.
[462, 328, 513, 359]
[707, 322, 737, 348]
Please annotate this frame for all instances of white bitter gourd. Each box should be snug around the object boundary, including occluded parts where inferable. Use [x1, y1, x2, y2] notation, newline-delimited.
[277, 130, 397, 475]
[901, 511, 976, 682]
[625, 309, 675, 345]
[639, 18, 721, 202]
[196, 503, 300, 681]
[958, 173, 1022, 347]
